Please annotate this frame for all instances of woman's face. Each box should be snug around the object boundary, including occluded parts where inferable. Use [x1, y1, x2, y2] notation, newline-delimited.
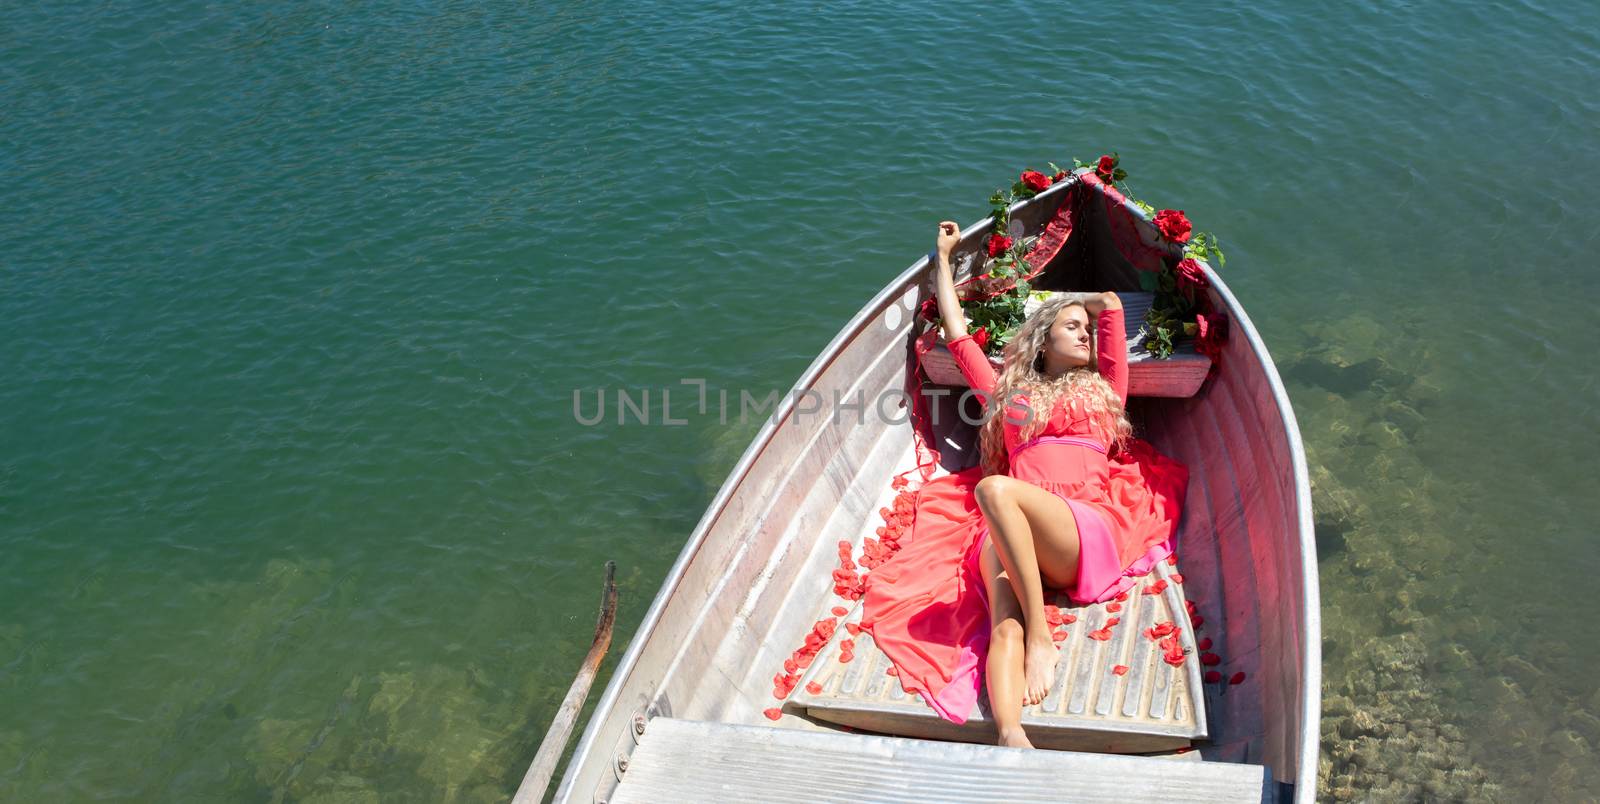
[1043, 304, 1093, 371]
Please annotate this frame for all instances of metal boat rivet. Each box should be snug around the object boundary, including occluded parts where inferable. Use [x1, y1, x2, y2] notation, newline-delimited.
[632, 714, 646, 736]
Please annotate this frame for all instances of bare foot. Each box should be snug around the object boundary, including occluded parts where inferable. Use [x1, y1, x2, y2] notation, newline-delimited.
[997, 726, 1034, 749]
[1022, 632, 1059, 706]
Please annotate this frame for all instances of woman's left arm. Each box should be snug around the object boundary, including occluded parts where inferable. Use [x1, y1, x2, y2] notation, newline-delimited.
[1086, 292, 1128, 404]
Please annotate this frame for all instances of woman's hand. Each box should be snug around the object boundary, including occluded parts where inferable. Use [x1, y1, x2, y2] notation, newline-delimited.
[1083, 291, 1123, 315]
[936, 220, 961, 258]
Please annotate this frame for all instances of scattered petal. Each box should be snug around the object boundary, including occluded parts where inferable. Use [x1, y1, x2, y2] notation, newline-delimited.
[840, 639, 856, 653]
[1197, 637, 1212, 651]
[886, 666, 898, 677]
[1051, 630, 1068, 642]
[1105, 617, 1120, 627]
[1143, 579, 1168, 595]
[1167, 555, 1179, 566]
[1106, 602, 1122, 613]
[1192, 614, 1205, 628]
[839, 651, 855, 663]
[1170, 573, 1184, 584]
[1043, 604, 1065, 626]
[763, 707, 783, 721]
[845, 623, 862, 636]
[1115, 592, 1129, 602]
[1229, 672, 1247, 685]
[831, 606, 849, 617]
[805, 682, 823, 695]
[1112, 665, 1129, 676]
[1087, 628, 1113, 641]
[1061, 613, 1078, 624]
[1200, 653, 1221, 666]
[1204, 670, 1222, 683]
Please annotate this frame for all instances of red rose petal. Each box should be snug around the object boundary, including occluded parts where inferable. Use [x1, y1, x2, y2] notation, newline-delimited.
[763, 707, 783, 720]
[1143, 580, 1168, 595]
[805, 682, 823, 695]
[1087, 628, 1112, 641]
[783, 658, 798, 674]
[1115, 592, 1129, 602]
[1204, 670, 1222, 683]
[831, 606, 848, 617]
[1170, 573, 1184, 584]
[845, 623, 862, 636]
[1106, 602, 1122, 613]
[1163, 652, 1186, 667]
[1112, 665, 1129, 676]
[1167, 555, 1179, 566]
[839, 651, 854, 663]
[886, 666, 898, 677]
[1197, 637, 1212, 651]
[1051, 630, 1068, 642]
[1229, 672, 1246, 685]
[1105, 617, 1120, 627]
[1192, 614, 1205, 628]
[1200, 652, 1221, 666]
[1061, 613, 1078, 624]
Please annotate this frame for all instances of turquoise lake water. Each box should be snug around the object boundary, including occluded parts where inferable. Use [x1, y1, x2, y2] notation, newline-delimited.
[4, 0, 1598, 799]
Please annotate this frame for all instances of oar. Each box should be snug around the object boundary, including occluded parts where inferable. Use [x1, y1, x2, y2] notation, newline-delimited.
[512, 561, 619, 803]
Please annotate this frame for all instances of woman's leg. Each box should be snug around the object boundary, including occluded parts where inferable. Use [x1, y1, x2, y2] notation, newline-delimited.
[980, 541, 1032, 748]
[973, 475, 1081, 705]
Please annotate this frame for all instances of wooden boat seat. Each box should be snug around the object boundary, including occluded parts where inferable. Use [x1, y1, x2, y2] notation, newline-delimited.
[789, 560, 1207, 754]
[610, 717, 1273, 803]
[919, 291, 1213, 398]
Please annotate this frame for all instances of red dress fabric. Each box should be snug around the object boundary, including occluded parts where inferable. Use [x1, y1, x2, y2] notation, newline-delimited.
[860, 306, 1190, 723]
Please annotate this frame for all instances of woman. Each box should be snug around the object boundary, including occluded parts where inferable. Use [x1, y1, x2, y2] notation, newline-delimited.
[860, 220, 1189, 749]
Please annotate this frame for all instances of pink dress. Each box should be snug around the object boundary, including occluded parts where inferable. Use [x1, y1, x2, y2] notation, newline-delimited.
[860, 306, 1190, 723]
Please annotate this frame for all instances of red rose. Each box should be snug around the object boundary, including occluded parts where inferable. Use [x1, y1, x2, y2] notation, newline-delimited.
[1175, 258, 1210, 295]
[1195, 312, 1229, 358]
[1052, 170, 1067, 182]
[987, 234, 1013, 257]
[1020, 170, 1052, 193]
[1095, 154, 1116, 182]
[918, 296, 939, 322]
[972, 326, 990, 350]
[1153, 209, 1192, 243]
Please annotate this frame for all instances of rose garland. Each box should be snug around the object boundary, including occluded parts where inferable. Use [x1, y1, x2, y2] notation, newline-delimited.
[920, 154, 1230, 361]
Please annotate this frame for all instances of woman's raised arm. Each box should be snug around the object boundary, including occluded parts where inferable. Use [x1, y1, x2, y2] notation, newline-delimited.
[933, 221, 969, 342]
[1085, 292, 1128, 405]
[932, 221, 999, 400]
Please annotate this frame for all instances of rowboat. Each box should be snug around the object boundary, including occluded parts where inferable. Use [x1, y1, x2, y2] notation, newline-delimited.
[517, 170, 1321, 802]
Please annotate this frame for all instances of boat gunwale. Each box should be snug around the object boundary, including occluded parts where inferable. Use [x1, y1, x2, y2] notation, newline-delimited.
[546, 172, 1320, 803]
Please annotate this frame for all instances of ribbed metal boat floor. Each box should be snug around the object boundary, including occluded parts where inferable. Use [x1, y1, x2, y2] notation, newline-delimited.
[609, 718, 1271, 803]
[789, 561, 1205, 753]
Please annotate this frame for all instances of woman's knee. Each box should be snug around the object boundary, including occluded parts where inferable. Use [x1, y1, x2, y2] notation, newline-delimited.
[990, 617, 1024, 644]
[974, 475, 1013, 510]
